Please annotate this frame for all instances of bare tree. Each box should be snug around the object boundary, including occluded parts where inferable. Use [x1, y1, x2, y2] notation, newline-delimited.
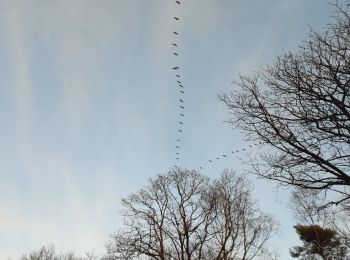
[220, 0, 350, 205]
[21, 245, 71, 260]
[290, 188, 329, 226]
[106, 168, 277, 260]
[20, 245, 98, 260]
[208, 171, 275, 260]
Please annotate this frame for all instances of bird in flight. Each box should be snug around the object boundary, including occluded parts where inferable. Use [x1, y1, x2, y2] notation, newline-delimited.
[173, 31, 178, 35]
[180, 106, 184, 109]
[176, 158, 179, 160]
[179, 122, 183, 124]
[216, 158, 220, 160]
[222, 155, 227, 158]
[174, 17, 180, 20]
[180, 90, 184, 94]
[208, 160, 212, 163]
[175, 1, 180, 4]
[179, 99, 183, 102]
[173, 43, 178, 47]
[177, 139, 180, 142]
[176, 75, 181, 77]
[176, 146, 180, 148]
[172, 66, 179, 70]
[179, 85, 184, 88]
[178, 129, 183, 132]
[180, 113, 184, 116]
[199, 166, 202, 170]
[173, 52, 179, 56]
[177, 80, 181, 84]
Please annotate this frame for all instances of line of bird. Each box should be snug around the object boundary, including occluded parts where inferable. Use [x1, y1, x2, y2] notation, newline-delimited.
[195, 143, 260, 170]
[171, 0, 184, 162]
[170, 1, 259, 169]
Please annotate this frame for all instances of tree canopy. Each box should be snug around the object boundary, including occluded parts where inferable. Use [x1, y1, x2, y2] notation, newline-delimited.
[290, 224, 347, 259]
[20, 245, 98, 260]
[106, 168, 277, 260]
[220, 1, 350, 205]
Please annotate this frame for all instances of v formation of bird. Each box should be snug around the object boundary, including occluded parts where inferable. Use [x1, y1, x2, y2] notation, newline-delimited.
[170, 0, 259, 167]
[171, 1, 183, 161]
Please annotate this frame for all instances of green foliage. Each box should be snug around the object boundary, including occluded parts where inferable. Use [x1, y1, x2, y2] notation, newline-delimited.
[290, 224, 347, 259]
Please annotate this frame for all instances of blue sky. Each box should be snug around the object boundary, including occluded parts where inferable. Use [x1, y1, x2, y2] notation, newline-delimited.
[0, 0, 334, 258]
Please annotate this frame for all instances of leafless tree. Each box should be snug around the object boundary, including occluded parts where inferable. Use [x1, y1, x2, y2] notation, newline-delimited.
[106, 168, 277, 260]
[20, 245, 98, 260]
[208, 171, 275, 260]
[220, 0, 350, 205]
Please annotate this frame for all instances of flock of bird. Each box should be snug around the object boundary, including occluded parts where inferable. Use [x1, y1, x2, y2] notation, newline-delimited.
[171, 0, 184, 162]
[170, 0, 259, 169]
[197, 143, 260, 170]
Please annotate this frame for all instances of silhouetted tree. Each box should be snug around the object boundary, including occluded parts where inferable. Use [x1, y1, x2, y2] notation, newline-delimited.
[290, 188, 350, 250]
[106, 168, 277, 260]
[20, 245, 98, 260]
[220, 0, 350, 205]
[290, 188, 329, 226]
[290, 224, 347, 259]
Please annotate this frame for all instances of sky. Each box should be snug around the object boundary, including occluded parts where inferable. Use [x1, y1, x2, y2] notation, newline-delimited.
[0, 0, 335, 259]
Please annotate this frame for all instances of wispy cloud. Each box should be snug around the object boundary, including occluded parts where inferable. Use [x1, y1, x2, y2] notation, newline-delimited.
[5, 1, 36, 174]
[0, 1, 334, 259]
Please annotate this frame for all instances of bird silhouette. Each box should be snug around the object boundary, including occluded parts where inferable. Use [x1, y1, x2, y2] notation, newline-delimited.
[208, 160, 213, 163]
[180, 114, 184, 116]
[176, 158, 179, 160]
[231, 151, 235, 154]
[180, 90, 184, 94]
[249, 145, 252, 147]
[242, 148, 246, 151]
[173, 52, 179, 56]
[176, 146, 180, 148]
[173, 31, 178, 35]
[176, 75, 181, 77]
[216, 158, 220, 160]
[179, 85, 184, 88]
[178, 129, 183, 132]
[177, 81, 181, 84]
[172, 66, 179, 70]
[173, 43, 178, 47]
[174, 17, 180, 20]
[199, 166, 202, 170]
[179, 122, 183, 124]
[180, 106, 184, 109]
[222, 155, 227, 158]
[176, 152, 179, 154]
[179, 99, 183, 102]
[177, 139, 180, 142]
[175, 1, 180, 4]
